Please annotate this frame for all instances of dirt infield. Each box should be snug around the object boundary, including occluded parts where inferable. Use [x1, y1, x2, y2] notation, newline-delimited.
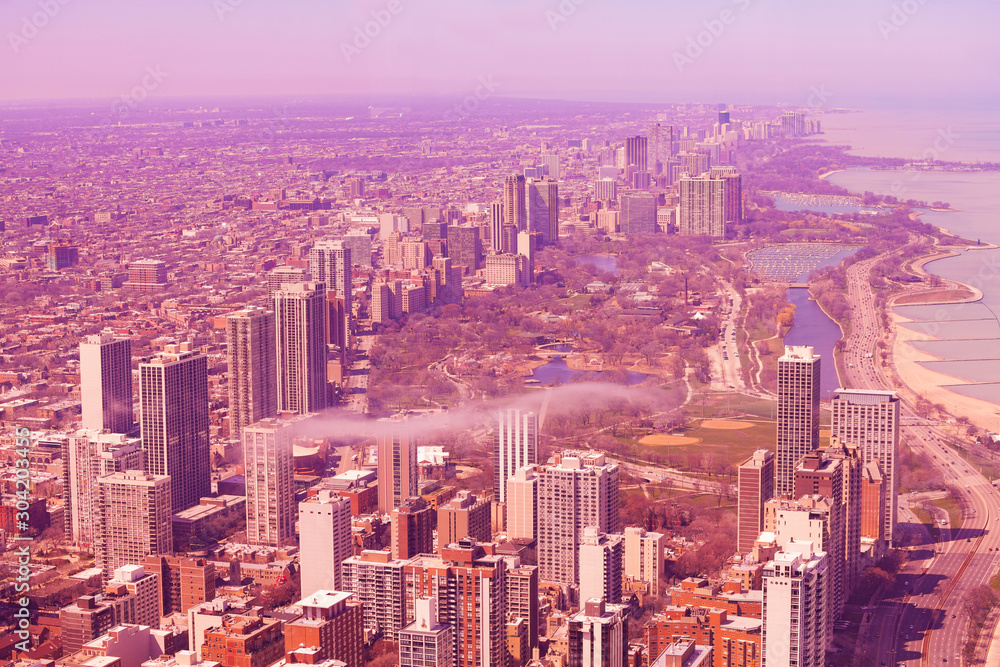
[638, 435, 704, 446]
[700, 420, 755, 430]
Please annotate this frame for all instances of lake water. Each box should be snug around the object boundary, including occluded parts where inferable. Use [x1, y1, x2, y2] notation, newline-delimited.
[531, 356, 648, 385]
[576, 254, 619, 275]
[783, 287, 843, 399]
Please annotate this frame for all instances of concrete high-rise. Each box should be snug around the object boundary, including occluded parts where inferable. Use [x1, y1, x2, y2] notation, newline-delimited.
[709, 165, 743, 226]
[489, 201, 506, 253]
[63, 430, 144, 545]
[96, 471, 172, 579]
[762, 540, 829, 667]
[271, 282, 329, 415]
[494, 409, 539, 503]
[139, 343, 210, 513]
[266, 266, 311, 296]
[506, 564, 539, 651]
[398, 597, 453, 667]
[341, 550, 407, 641]
[775, 346, 821, 499]
[537, 451, 620, 587]
[579, 528, 624, 604]
[625, 135, 648, 171]
[377, 417, 418, 514]
[80, 332, 133, 433]
[309, 239, 353, 348]
[794, 451, 845, 620]
[506, 465, 539, 541]
[226, 307, 277, 440]
[437, 490, 491, 552]
[526, 177, 559, 244]
[679, 174, 727, 238]
[503, 174, 527, 231]
[824, 439, 863, 604]
[299, 489, 353, 598]
[830, 389, 900, 544]
[737, 449, 774, 553]
[568, 599, 629, 667]
[244, 417, 301, 547]
[620, 192, 657, 236]
[623, 526, 665, 593]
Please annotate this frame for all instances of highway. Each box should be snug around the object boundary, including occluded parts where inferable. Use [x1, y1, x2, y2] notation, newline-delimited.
[710, 278, 745, 393]
[841, 252, 1000, 665]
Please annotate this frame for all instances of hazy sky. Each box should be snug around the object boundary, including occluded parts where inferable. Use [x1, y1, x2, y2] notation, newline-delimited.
[1, 0, 996, 107]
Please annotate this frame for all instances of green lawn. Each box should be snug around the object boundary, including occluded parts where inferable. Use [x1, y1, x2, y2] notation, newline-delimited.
[928, 495, 963, 529]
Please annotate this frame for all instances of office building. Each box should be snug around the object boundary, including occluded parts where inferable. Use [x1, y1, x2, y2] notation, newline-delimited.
[861, 459, 886, 543]
[494, 409, 539, 503]
[526, 177, 559, 244]
[489, 201, 507, 253]
[594, 178, 617, 202]
[63, 430, 144, 545]
[708, 166, 743, 226]
[310, 240, 354, 349]
[541, 154, 560, 180]
[226, 307, 277, 440]
[96, 471, 172, 579]
[824, 439, 863, 603]
[623, 526, 665, 592]
[143, 556, 215, 615]
[579, 528, 624, 604]
[283, 591, 364, 667]
[775, 346, 821, 499]
[139, 343, 210, 513]
[80, 332, 133, 433]
[503, 175, 527, 231]
[678, 175, 727, 238]
[625, 135, 648, 171]
[299, 490, 353, 598]
[404, 539, 507, 667]
[377, 417, 418, 514]
[341, 550, 407, 641]
[391, 496, 435, 560]
[398, 597, 453, 667]
[506, 465, 539, 541]
[737, 449, 774, 554]
[484, 252, 528, 287]
[567, 599, 629, 667]
[438, 490, 491, 552]
[619, 192, 657, 236]
[830, 389, 900, 544]
[762, 541, 829, 667]
[793, 452, 845, 619]
[126, 259, 168, 292]
[447, 224, 482, 273]
[271, 282, 329, 415]
[537, 451, 620, 587]
[244, 417, 299, 547]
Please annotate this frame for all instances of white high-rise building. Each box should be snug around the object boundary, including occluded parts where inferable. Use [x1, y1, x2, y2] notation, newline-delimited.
[377, 416, 418, 514]
[244, 417, 302, 546]
[506, 465, 539, 541]
[494, 409, 538, 503]
[536, 451, 620, 587]
[831, 388, 900, 544]
[623, 526, 665, 592]
[80, 332, 133, 433]
[398, 597, 453, 667]
[62, 430, 144, 545]
[226, 307, 276, 440]
[108, 564, 161, 629]
[96, 471, 172, 580]
[579, 528, 624, 604]
[341, 550, 407, 641]
[309, 239, 354, 346]
[763, 540, 829, 667]
[775, 346, 821, 498]
[139, 343, 210, 513]
[299, 489, 353, 598]
[271, 282, 329, 415]
[678, 174, 727, 238]
[567, 599, 629, 667]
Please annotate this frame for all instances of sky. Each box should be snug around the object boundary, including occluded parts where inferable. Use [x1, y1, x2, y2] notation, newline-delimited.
[0, 0, 997, 108]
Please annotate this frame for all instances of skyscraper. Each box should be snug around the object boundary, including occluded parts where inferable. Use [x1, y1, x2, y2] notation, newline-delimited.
[503, 174, 527, 231]
[226, 307, 277, 440]
[447, 224, 482, 273]
[139, 343, 210, 513]
[646, 123, 674, 170]
[391, 496, 435, 560]
[775, 346, 820, 499]
[437, 490, 491, 552]
[399, 597, 453, 667]
[309, 239, 354, 347]
[762, 540, 829, 667]
[567, 599, 629, 667]
[830, 389, 900, 544]
[620, 192, 658, 236]
[506, 465, 539, 541]
[623, 526, 665, 593]
[80, 332, 133, 433]
[377, 417, 418, 514]
[244, 417, 300, 547]
[299, 490, 353, 598]
[494, 409, 539, 503]
[526, 177, 559, 244]
[490, 201, 506, 252]
[540, 154, 560, 180]
[738, 449, 775, 553]
[537, 451, 620, 587]
[794, 451, 845, 620]
[341, 550, 407, 641]
[679, 174, 727, 238]
[709, 165, 744, 226]
[271, 282, 329, 415]
[96, 471, 172, 579]
[578, 528, 624, 604]
[625, 135, 648, 171]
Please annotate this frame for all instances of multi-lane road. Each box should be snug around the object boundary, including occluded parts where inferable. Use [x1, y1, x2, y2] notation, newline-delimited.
[841, 250, 1000, 665]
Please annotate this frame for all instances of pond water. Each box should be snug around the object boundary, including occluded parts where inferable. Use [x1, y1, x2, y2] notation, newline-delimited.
[530, 356, 649, 385]
[782, 287, 843, 399]
[576, 254, 619, 276]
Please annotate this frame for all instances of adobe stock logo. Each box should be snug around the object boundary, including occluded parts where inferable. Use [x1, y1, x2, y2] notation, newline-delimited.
[672, 0, 751, 73]
[340, 0, 404, 63]
[110, 66, 170, 120]
[8, 0, 72, 54]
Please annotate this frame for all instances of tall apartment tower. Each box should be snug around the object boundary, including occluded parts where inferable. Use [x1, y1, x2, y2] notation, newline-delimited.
[860, 459, 886, 543]
[244, 417, 301, 547]
[738, 449, 775, 553]
[506, 564, 540, 651]
[63, 430, 144, 545]
[623, 526, 666, 593]
[567, 599, 629, 667]
[494, 409, 539, 503]
[646, 122, 674, 169]
[96, 471, 172, 579]
[283, 591, 364, 667]
[825, 439, 863, 603]
[226, 307, 277, 440]
[490, 201, 507, 253]
[299, 490, 353, 598]
[537, 451, 620, 587]
[139, 343, 210, 513]
[793, 452, 845, 621]
[830, 389, 900, 544]
[404, 539, 507, 667]
[271, 282, 329, 415]
[399, 597, 454, 667]
[506, 465, 539, 541]
[775, 346, 821, 499]
[503, 174, 527, 231]
[709, 165, 744, 225]
[437, 491, 491, 552]
[391, 496, 435, 560]
[377, 417, 418, 514]
[526, 177, 559, 244]
[80, 332, 133, 433]
[678, 174, 727, 238]
[579, 528, 624, 604]
[309, 239, 354, 348]
[341, 550, 407, 641]
[762, 540, 829, 667]
[267, 266, 311, 296]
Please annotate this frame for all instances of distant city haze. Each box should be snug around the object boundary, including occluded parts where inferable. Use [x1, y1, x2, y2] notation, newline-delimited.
[1, 0, 998, 106]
